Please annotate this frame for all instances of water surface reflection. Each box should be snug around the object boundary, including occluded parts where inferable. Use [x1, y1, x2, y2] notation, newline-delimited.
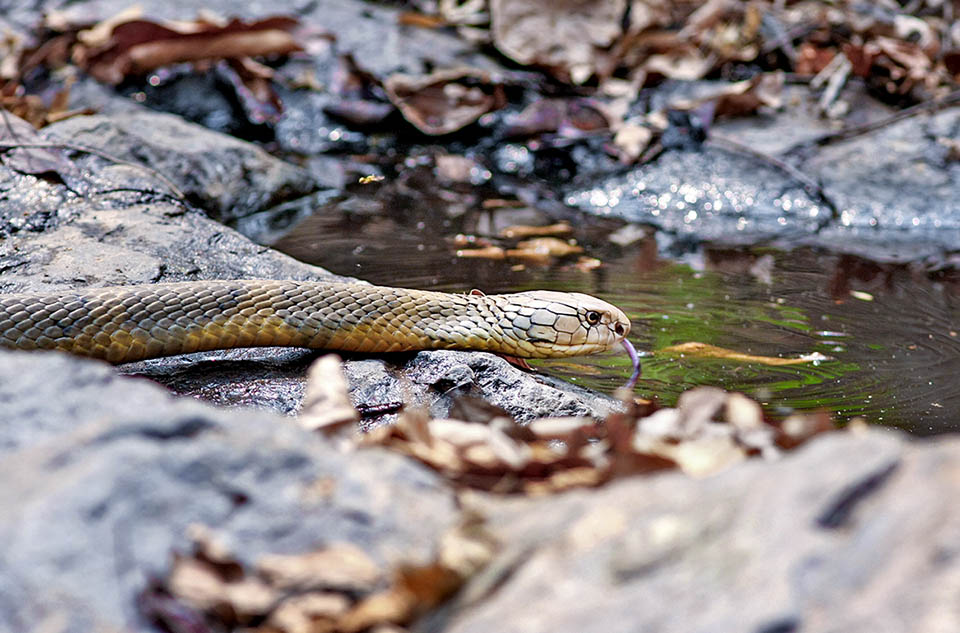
[271, 208, 960, 434]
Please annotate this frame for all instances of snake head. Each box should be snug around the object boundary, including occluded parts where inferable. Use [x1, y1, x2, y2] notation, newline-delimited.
[493, 290, 631, 358]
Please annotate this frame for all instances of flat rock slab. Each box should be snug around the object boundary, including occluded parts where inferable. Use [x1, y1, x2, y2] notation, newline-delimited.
[442, 430, 960, 633]
[0, 350, 458, 633]
[43, 112, 316, 222]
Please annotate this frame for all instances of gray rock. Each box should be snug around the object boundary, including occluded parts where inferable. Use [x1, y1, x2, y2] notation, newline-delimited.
[43, 111, 317, 222]
[0, 350, 458, 633]
[435, 430, 960, 633]
[567, 84, 960, 261]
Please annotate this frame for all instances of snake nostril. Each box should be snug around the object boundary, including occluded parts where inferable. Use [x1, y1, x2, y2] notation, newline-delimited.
[615, 323, 625, 336]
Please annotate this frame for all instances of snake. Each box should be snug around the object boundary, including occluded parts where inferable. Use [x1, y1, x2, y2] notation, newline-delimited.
[0, 280, 634, 367]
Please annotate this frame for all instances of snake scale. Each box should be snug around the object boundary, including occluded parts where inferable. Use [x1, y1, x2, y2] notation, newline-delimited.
[0, 280, 632, 364]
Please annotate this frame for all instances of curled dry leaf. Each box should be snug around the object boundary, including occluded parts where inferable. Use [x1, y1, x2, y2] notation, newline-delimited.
[670, 72, 784, 119]
[384, 67, 505, 135]
[75, 15, 302, 85]
[502, 99, 611, 138]
[299, 354, 359, 433]
[267, 593, 352, 633]
[258, 543, 383, 592]
[490, 0, 627, 83]
[612, 123, 654, 162]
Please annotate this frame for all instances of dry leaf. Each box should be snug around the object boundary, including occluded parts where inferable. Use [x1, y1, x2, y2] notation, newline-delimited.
[490, 0, 626, 83]
[499, 222, 572, 239]
[299, 354, 359, 433]
[77, 16, 302, 85]
[384, 67, 505, 135]
[456, 246, 506, 259]
[513, 237, 583, 257]
[258, 543, 383, 592]
[659, 341, 827, 366]
[612, 123, 654, 162]
[267, 593, 351, 633]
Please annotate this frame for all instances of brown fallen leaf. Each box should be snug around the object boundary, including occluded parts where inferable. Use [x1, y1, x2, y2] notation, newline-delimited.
[0, 110, 84, 185]
[499, 222, 572, 239]
[658, 342, 829, 366]
[267, 593, 351, 633]
[670, 72, 784, 119]
[513, 237, 583, 257]
[76, 15, 302, 85]
[384, 67, 505, 135]
[298, 355, 359, 433]
[490, 0, 626, 83]
[258, 543, 383, 592]
[456, 246, 506, 259]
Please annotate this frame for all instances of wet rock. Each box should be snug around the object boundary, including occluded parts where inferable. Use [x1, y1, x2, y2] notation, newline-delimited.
[43, 111, 317, 222]
[567, 84, 960, 261]
[567, 145, 827, 244]
[0, 350, 458, 633]
[403, 350, 620, 423]
[442, 430, 960, 633]
[801, 107, 960, 261]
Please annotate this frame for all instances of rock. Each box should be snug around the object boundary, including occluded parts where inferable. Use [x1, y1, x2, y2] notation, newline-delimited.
[124, 349, 621, 427]
[43, 111, 317, 222]
[438, 429, 960, 633]
[0, 350, 459, 633]
[566, 83, 960, 262]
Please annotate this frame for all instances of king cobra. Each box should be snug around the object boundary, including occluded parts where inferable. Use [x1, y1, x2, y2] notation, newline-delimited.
[0, 281, 638, 378]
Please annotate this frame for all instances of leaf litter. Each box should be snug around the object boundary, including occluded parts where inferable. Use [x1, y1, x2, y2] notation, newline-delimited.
[141, 354, 839, 632]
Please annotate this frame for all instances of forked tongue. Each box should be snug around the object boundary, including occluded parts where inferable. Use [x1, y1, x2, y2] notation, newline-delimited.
[621, 338, 641, 390]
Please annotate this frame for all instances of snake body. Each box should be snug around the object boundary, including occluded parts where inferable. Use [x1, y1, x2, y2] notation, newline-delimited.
[0, 280, 631, 363]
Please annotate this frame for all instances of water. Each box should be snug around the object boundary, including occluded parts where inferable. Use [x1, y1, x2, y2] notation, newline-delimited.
[268, 202, 960, 435]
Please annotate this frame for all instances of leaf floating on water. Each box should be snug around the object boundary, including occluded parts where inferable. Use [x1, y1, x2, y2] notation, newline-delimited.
[574, 256, 603, 272]
[658, 342, 830, 366]
[499, 222, 572, 239]
[455, 246, 506, 259]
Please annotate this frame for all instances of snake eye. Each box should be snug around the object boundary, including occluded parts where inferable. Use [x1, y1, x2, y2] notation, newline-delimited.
[586, 310, 601, 325]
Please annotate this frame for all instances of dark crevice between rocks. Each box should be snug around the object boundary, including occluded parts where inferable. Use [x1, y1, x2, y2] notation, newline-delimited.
[814, 459, 900, 529]
[90, 416, 216, 446]
[754, 616, 801, 633]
